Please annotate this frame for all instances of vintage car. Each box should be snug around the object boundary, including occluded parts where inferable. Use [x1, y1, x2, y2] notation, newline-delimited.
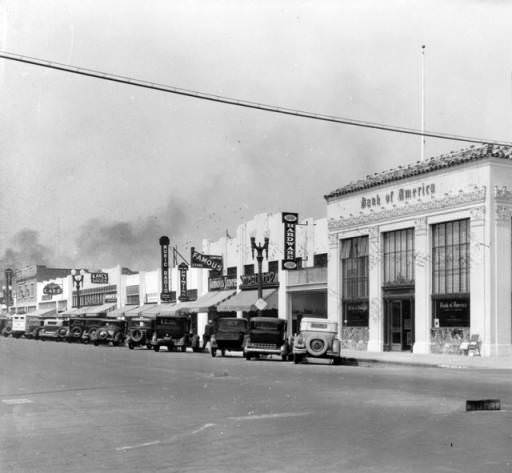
[0, 316, 11, 337]
[66, 317, 110, 343]
[210, 317, 248, 357]
[126, 316, 155, 350]
[10, 314, 43, 339]
[243, 317, 291, 361]
[92, 320, 126, 347]
[150, 315, 200, 352]
[38, 318, 71, 341]
[292, 317, 341, 364]
[23, 316, 44, 340]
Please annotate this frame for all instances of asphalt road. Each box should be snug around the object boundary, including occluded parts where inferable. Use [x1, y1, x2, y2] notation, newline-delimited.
[1, 338, 511, 473]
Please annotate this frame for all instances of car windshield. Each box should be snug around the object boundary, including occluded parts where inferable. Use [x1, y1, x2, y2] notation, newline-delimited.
[157, 318, 186, 328]
[217, 319, 247, 330]
[251, 321, 282, 331]
[131, 320, 151, 328]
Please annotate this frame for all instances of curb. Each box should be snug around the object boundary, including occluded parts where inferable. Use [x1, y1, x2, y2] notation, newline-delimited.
[341, 356, 512, 371]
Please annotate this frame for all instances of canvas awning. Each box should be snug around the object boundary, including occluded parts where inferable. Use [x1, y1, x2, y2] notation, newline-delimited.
[139, 303, 180, 317]
[60, 307, 87, 317]
[216, 289, 278, 312]
[24, 308, 57, 318]
[84, 303, 117, 316]
[178, 290, 237, 314]
[106, 307, 127, 319]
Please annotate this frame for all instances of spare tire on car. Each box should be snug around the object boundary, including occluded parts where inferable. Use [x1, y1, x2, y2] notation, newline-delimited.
[306, 337, 328, 357]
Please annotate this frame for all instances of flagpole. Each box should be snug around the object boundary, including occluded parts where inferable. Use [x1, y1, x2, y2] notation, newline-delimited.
[421, 44, 426, 161]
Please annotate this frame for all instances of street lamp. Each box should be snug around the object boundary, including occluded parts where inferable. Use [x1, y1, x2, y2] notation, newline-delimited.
[71, 269, 86, 309]
[250, 236, 269, 316]
[3, 268, 13, 314]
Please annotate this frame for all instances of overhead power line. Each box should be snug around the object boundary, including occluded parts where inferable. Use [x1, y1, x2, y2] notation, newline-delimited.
[1, 50, 511, 148]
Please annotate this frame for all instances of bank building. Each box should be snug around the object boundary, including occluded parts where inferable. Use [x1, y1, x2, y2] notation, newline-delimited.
[325, 144, 512, 357]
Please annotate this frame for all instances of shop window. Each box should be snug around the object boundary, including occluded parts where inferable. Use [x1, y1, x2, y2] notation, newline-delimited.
[244, 264, 254, 275]
[383, 228, 415, 285]
[268, 260, 279, 273]
[295, 257, 303, 269]
[341, 236, 369, 326]
[431, 219, 470, 327]
[227, 266, 237, 278]
[209, 269, 222, 278]
[432, 219, 469, 294]
[313, 253, 328, 267]
[126, 294, 140, 305]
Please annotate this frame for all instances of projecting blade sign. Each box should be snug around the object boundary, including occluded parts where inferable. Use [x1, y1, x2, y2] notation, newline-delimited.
[190, 247, 223, 272]
[282, 212, 299, 270]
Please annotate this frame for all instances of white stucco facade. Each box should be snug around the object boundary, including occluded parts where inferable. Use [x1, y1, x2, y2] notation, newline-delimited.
[326, 146, 512, 357]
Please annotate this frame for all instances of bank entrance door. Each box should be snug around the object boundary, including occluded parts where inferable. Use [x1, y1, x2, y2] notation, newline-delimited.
[384, 295, 414, 351]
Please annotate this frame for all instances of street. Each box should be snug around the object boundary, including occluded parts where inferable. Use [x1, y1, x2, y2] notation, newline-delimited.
[1, 338, 511, 473]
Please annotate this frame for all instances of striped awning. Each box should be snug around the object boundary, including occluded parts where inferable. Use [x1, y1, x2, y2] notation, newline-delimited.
[216, 289, 278, 312]
[178, 290, 237, 314]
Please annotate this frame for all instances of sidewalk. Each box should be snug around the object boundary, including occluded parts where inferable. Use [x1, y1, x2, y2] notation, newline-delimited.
[340, 349, 512, 370]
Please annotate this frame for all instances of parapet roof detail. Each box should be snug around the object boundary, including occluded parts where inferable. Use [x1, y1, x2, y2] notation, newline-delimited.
[324, 144, 512, 201]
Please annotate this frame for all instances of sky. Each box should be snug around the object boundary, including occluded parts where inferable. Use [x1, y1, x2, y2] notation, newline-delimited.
[1, 0, 511, 274]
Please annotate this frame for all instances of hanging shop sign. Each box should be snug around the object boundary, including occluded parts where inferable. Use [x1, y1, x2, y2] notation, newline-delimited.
[190, 247, 223, 272]
[43, 282, 63, 295]
[208, 276, 238, 291]
[90, 272, 109, 284]
[240, 271, 279, 290]
[178, 263, 189, 302]
[159, 236, 171, 302]
[282, 212, 299, 270]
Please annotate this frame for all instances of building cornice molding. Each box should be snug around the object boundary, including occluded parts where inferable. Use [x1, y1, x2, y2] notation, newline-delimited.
[328, 186, 486, 233]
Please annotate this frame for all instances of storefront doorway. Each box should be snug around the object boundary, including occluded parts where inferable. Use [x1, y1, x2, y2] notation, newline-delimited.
[384, 291, 414, 351]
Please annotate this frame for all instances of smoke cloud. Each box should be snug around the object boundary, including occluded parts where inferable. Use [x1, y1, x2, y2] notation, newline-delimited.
[75, 198, 189, 271]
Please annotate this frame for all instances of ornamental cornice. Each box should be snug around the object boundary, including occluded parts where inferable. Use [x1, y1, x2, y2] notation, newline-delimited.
[496, 205, 512, 222]
[328, 186, 486, 232]
[328, 233, 339, 249]
[494, 186, 512, 203]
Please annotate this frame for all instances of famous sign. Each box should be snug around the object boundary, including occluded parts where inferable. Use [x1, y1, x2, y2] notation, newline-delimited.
[190, 247, 223, 272]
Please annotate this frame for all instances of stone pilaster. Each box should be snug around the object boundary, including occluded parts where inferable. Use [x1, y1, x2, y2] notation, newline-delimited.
[367, 226, 383, 352]
[327, 233, 341, 335]
[490, 204, 512, 355]
[469, 205, 488, 353]
[413, 218, 430, 353]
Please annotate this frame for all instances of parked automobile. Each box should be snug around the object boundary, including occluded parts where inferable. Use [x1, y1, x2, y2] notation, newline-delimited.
[0, 315, 10, 337]
[92, 320, 126, 347]
[126, 316, 155, 350]
[66, 317, 110, 343]
[292, 318, 341, 364]
[243, 317, 291, 361]
[150, 315, 200, 352]
[38, 318, 70, 341]
[11, 314, 42, 339]
[23, 316, 44, 340]
[210, 317, 248, 357]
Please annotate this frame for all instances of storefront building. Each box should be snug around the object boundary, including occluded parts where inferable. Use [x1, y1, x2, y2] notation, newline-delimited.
[13, 265, 71, 314]
[326, 145, 512, 357]
[203, 212, 329, 337]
